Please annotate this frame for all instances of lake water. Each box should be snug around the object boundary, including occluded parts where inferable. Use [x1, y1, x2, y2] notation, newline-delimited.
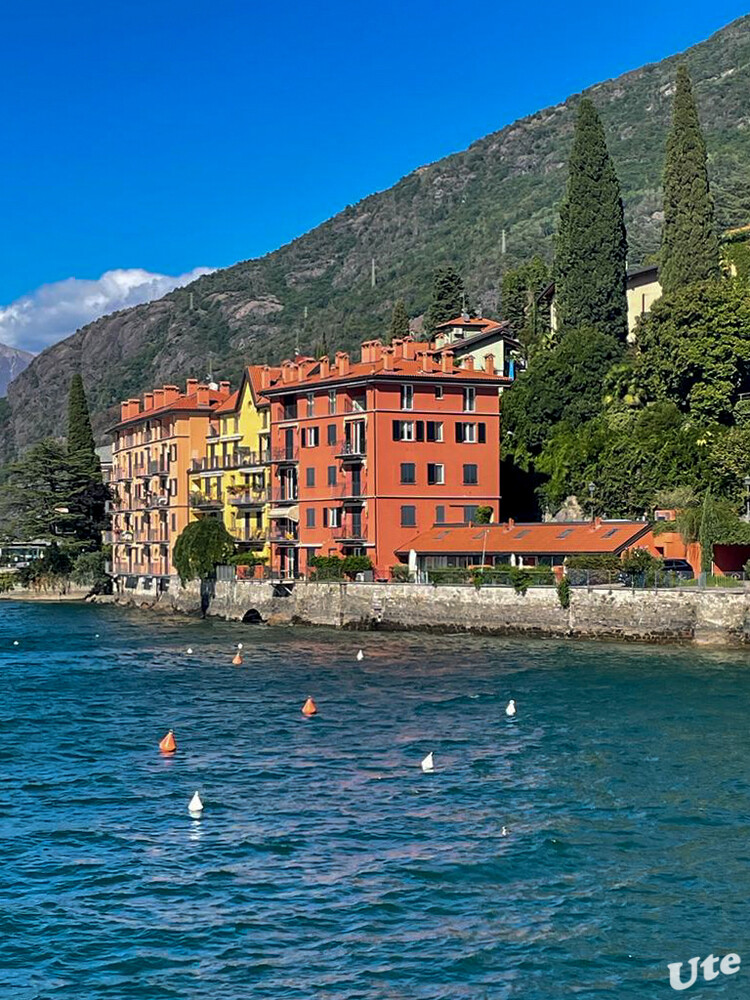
[2, 601, 750, 998]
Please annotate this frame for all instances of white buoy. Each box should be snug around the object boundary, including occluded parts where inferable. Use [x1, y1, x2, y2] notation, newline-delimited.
[12, 640, 19, 646]
[188, 791, 203, 815]
[501, 826, 508, 836]
[95, 633, 100, 638]
[187, 647, 193, 655]
[356, 649, 364, 661]
[421, 752, 434, 773]
[505, 699, 516, 717]
[237, 643, 243, 650]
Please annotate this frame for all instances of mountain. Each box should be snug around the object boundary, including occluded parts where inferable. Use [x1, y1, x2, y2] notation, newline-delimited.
[0, 342, 33, 397]
[4, 15, 750, 458]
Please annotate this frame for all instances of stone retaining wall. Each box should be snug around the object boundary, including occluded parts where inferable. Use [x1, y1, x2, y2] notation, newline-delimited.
[101, 579, 750, 647]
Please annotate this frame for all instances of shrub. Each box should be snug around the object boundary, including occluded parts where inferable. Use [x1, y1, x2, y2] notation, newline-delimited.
[227, 552, 267, 567]
[565, 553, 621, 571]
[173, 518, 235, 583]
[557, 576, 571, 608]
[390, 564, 410, 582]
[308, 555, 344, 580]
[71, 551, 111, 593]
[341, 555, 373, 578]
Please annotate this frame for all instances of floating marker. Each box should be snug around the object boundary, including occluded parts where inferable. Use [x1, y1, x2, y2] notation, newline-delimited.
[12, 640, 19, 646]
[187, 647, 193, 654]
[237, 643, 243, 650]
[95, 633, 99, 638]
[421, 751, 434, 773]
[356, 649, 364, 661]
[232, 652, 243, 665]
[501, 826, 508, 837]
[301, 696, 317, 716]
[159, 729, 176, 754]
[188, 791, 203, 815]
[505, 699, 516, 717]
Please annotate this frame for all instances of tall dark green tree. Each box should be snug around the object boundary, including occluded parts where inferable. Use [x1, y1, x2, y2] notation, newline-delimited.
[501, 255, 551, 356]
[388, 299, 410, 342]
[423, 266, 467, 337]
[554, 98, 628, 340]
[660, 65, 719, 294]
[67, 373, 100, 479]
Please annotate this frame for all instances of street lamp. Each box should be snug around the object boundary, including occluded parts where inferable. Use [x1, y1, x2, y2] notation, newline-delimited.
[588, 482, 595, 521]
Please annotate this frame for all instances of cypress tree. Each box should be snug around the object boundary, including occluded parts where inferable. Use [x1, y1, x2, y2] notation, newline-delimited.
[660, 65, 719, 294]
[554, 98, 628, 340]
[67, 373, 100, 480]
[388, 299, 410, 342]
[423, 266, 467, 337]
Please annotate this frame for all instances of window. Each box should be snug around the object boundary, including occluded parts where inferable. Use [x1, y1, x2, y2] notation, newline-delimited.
[557, 528, 573, 538]
[602, 528, 618, 538]
[306, 393, 314, 417]
[400, 463, 416, 484]
[426, 421, 443, 442]
[392, 420, 415, 441]
[304, 426, 319, 448]
[434, 386, 444, 400]
[306, 508, 316, 528]
[327, 466, 337, 486]
[283, 400, 297, 420]
[328, 507, 342, 528]
[463, 506, 478, 524]
[427, 463, 444, 485]
[328, 390, 337, 415]
[401, 384, 414, 410]
[327, 423, 336, 446]
[463, 464, 478, 485]
[401, 505, 416, 527]
[456, 422, 476, 443]
[435, 505, 446, 524]
[306, 467, 315, 487]
[463, 386, 476, 412]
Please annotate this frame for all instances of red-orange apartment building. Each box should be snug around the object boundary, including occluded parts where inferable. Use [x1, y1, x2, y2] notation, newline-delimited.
[110, 380, 231, 589]
[263, 336, 509, 577]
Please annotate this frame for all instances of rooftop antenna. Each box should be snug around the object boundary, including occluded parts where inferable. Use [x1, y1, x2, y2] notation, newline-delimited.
[189, 291, 194, 310]
[371, 257, 376, 288]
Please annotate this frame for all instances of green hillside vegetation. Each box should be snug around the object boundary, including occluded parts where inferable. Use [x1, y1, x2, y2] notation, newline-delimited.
[4, 15, 750, 457]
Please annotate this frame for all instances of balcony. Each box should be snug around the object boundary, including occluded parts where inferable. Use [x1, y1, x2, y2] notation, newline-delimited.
[337, 481, 366, 503]
[148, 459, 169, 475]
[342, 397, 367, 413]
[271, 529, 299, 546]
[335, 440, 366, 462]
[190, 492, 223, 510]
[332, 523, 367, 543]
[271, 446, 299, 464]
[233, 530, 269, 548]
[271, 488, 299, 505]
[228, 489, 270, 507]
[144, 492, 170, 509]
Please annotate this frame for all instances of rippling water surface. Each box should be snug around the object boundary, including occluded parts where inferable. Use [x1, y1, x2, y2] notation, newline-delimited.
[3, 602, 750, 998]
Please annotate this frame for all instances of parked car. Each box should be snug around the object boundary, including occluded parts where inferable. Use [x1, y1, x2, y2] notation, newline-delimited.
[661, 558, 694, 579]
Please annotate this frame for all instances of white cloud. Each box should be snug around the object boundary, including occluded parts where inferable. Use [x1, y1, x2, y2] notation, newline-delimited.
[0, 266, 216, 354]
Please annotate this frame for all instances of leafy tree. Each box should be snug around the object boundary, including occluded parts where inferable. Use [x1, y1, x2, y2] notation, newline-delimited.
[475, 505, 493, 524]
[423, 266, 467, 338]
[699, 491, 718, 573]
[67, 374, 101, 479]
[501, 256, 551, 356]
[18, 542, 73, 590]
[502, 326, 623, 463]
[554, 98, 628, 340]
[172, 517, 235, 582]
[0, 439, 109, 544]
[388, 299, 410, 342]
[71, 550, 111, 593]
[660, 65, 719, 294]
[634, 280, 750, 422]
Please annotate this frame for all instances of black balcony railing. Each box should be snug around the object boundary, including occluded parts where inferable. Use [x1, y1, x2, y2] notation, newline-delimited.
[335, 440, 366, 460]
[332, 523, 367, 541]
[148, 459, 169, 475]
[271, 489, 299, 505]
[190, 492, 223, 509]
[228, 490, 270, 506]
[271, 446, 299, 463]
[270, 531, 299, 545]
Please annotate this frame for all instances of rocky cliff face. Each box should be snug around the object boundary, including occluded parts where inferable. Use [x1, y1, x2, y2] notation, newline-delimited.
[4, 14, 750, 457]
[0, 342, 33, 398]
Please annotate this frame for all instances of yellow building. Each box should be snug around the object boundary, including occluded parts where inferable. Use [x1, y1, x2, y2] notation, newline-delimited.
[545, 264, 662, 342]
[187, 366, 278, 559]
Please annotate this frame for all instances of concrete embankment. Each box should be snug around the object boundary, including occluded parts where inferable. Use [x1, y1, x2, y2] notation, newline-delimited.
[96, 580, 750, 647]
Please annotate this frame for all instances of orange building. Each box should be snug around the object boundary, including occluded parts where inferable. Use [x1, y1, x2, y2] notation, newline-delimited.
[110, 380, 231, 590]
[263, 336, 509, 577]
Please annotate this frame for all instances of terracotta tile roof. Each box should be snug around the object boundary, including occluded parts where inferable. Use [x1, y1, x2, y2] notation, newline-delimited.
[434, 315, 504, 331]
[246, 364, 283, 405]
[213, 390, 240, 414]
[264, 355, 509, 394]
[397, 520, 652, 556]
[114, 388, 232, 428]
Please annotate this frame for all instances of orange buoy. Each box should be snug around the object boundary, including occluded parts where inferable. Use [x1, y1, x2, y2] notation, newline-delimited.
[301, 696, 317, 717]
[232, 652, 243, 665]
[159, 729, 176, 753]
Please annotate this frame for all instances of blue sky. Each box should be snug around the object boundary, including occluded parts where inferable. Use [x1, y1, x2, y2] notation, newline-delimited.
[1, 0, 747, 351]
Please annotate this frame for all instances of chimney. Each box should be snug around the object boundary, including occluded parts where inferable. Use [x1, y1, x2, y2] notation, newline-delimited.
[219, 380, 231, 394]
[442, 350, 455, 374]
[592, 516, 602, 530]
[320, 356, 330, 378]
[335, 351, 350, 375]
[120, 401, 132, 421]
[506, 518, 515, 530]
[153, 388, 166, 408]
[281, 362, 294, 384]
[143, 392, 154, 411]
[382, 347, 394, 371]
[402, 336, 417, 360]
[261, 366, 271, 390]
[163, 384, 180, 404]
[128, 398, 140, 418]
[391, 338, 404, 360]
[370, 339, 383, 364]
[360, 341, 372, 364]
[484, 353, 495, 375]
[196, 384, 210, 405]
[464, 355, 475, 371]
[186, 378, 198, 396]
